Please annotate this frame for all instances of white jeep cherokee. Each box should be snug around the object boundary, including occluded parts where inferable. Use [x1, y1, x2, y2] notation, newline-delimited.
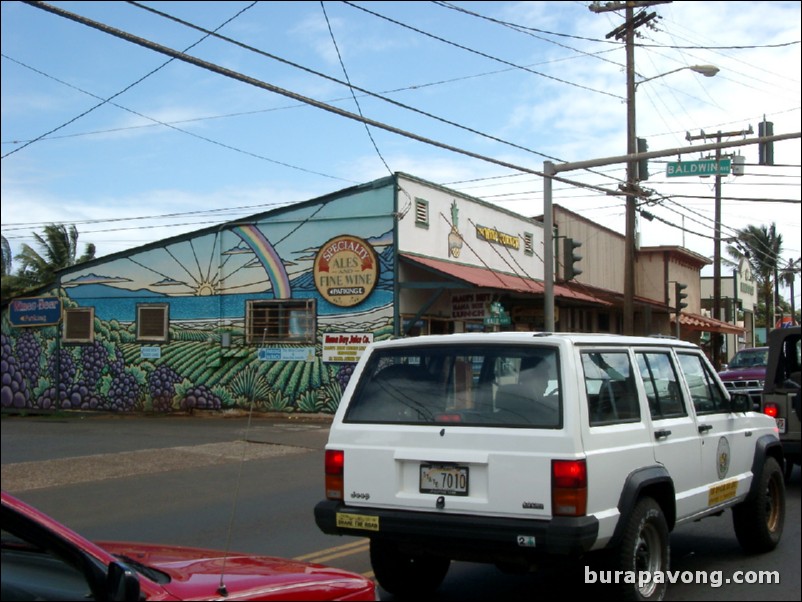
[314, 333, 785, 600]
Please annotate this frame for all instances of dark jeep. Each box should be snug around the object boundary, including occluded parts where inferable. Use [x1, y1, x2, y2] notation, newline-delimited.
[761, 326, 801, 480]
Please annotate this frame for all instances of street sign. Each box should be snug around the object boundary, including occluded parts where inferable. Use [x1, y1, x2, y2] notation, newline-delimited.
[666, 158, 731, 178]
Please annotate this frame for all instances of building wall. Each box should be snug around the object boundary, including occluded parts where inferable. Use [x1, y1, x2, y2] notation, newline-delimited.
[553, 206, 625, 293]
[1, 179, 400, 414]
[397, 175, 544, 277]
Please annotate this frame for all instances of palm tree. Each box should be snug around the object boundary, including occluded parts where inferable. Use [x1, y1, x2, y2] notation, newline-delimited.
[725, 223, 783, 330]
[13, 224, 96, 293]
[1, 234, 30, 301]
[780, 257, 800, 325]
[1, 234, 11, 278]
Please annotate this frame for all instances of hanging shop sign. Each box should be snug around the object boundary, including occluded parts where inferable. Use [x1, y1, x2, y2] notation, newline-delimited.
[8, 297, 62, 327]
[314, 235, 379, 307]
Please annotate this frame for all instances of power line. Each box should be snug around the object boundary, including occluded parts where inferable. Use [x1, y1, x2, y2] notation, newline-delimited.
[1, 2, 259, 160]
[340, 1, 625, 100]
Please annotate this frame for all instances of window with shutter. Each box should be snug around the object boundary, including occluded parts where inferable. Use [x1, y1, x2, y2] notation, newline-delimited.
[137, 304, 169, 342]
[63, 308, 94, 343]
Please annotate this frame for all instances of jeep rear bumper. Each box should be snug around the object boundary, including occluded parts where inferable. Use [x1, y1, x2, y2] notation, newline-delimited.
[314, 500, 599, 562]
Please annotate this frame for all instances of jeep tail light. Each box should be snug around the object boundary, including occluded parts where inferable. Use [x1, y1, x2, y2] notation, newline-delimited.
[552, 459, 587, 517]
[763, 403, 779, 418]
[325, 449, 344, 501]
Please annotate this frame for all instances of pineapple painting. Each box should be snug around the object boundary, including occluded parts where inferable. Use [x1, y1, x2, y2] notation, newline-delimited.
[448, 200, 464, 258]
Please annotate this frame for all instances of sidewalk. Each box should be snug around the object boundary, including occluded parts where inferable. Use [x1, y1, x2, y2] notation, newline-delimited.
[1, 410, 333, 493]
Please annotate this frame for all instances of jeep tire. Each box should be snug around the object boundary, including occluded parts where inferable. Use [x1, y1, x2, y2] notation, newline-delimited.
[614, 497, 669, 601]
[732, 456, 785, 553]
[369, 539, 450, 595]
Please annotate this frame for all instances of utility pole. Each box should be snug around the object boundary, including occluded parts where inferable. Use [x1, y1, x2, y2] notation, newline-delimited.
[590, 1, 669, 335]
[686, 127, 752, 369]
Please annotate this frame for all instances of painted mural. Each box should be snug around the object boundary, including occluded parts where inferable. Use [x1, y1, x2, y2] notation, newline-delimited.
[1, 181, 398, 414]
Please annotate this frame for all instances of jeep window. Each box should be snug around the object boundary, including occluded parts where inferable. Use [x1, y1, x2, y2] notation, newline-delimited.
[676, 353, 729, 414]
[636, 352, 687, 419]
[582, 351, 641, 426]
[344, 345, 561, 428]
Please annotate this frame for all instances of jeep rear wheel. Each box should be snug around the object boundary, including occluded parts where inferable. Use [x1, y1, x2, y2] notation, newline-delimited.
[614, 497, 669, 601]
[733, 456, 785, 553]
[369, 539, 450, 595]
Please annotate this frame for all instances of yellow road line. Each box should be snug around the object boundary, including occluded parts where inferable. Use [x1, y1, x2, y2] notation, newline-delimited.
[294, 538, 370, 564]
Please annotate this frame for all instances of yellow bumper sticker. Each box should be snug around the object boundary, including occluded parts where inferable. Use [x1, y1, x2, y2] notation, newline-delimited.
[336, 512, 380, 531]
[708, 480, 738, 506]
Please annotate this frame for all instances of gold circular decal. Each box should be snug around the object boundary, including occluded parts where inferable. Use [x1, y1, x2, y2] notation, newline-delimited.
[314, 235, 379, 307]
[716, 436, 730, 479]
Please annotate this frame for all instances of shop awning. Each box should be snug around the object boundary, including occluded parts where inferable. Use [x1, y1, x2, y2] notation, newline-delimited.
[400, 254, 610, 305]
[672, 313, 746, 335]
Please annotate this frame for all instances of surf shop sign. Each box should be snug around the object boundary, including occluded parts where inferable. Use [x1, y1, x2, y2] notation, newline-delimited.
[314, 235, 379, 307]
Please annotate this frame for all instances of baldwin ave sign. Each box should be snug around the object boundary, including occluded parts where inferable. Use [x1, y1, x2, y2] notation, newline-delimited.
[666, 158, 731, 178]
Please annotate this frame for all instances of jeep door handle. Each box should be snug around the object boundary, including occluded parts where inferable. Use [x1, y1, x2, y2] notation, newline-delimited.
[698, 424, 713, 434]
[654, 429, 672, 439]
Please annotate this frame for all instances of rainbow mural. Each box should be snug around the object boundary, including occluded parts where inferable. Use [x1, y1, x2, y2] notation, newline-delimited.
[232, 224, 291, 299]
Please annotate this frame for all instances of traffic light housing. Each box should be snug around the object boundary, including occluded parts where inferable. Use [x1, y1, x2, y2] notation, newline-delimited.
[564, 238, 582, 281]
[675, 282, 688, 312]
[637, 137, 649, 181]
[758, 120, 774, 166]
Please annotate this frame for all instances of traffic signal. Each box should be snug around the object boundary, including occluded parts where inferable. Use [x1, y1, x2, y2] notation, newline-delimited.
[675, 282, 688, 312]
[758, 120, 774, 166]
[637, 137, 649, 181]
[564, 238, 583, 280]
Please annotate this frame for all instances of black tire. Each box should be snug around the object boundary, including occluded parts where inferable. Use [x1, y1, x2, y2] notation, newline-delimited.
[783, 458, 795, 482]
[369, 539, 450, 596]
[613, 497, 670, 601]
[733, 456, 786, 553]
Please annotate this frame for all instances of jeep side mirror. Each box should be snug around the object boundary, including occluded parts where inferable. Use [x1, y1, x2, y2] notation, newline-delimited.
[729, 393, 751, 413]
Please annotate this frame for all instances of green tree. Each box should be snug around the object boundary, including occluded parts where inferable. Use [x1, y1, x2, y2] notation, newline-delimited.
[13, 224, 96, 293]
[725, 223, 783, 329]
[1, 234, 25, 300]
[1, 234, 11, 277]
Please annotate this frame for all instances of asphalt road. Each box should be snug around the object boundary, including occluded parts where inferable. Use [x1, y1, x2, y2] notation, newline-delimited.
[2, 411, 800, 601]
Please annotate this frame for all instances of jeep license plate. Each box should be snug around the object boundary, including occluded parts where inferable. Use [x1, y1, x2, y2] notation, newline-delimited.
[420, 464, 469, 496]
[776, 418, 786, 434]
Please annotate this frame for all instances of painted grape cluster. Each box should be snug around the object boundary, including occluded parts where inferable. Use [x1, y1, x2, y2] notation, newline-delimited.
[1, 333, 28, 409]
[148, 365, 182, 412]
[179, 384, 222, 411]
[335, 364, 354, 389]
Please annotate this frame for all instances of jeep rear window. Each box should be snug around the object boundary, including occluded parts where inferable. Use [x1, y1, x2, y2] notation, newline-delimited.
[344, 345, 561, 428]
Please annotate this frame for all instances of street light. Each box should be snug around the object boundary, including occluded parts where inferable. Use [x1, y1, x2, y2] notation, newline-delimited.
[623, 62, 719, 335]
[635, 64, 720, 88]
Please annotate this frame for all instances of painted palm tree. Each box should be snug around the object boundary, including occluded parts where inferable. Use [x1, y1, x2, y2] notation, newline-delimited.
[725, 223, 783, 329]
[13, 224, 96, 293]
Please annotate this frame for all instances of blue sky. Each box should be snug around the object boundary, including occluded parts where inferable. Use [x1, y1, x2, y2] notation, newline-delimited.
[2, 1, 800, 301]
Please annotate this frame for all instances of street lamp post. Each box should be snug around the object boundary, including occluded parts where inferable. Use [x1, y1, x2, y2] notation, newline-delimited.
[624, 63, 719, 335]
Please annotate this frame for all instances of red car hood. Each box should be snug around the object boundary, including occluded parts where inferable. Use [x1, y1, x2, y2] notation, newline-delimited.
[98, 542, 375, 601]
[718, 366, 765, 381]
